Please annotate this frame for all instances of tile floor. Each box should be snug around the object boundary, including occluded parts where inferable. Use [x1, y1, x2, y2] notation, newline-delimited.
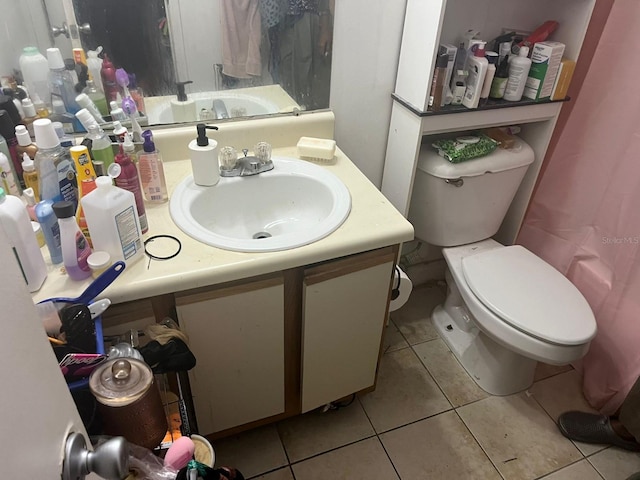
[211, 285, 640, 480]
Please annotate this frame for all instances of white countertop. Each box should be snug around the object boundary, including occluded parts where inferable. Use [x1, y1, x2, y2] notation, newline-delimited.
[32, 146, 414, 305]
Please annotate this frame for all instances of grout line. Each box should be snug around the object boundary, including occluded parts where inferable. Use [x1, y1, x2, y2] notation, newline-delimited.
[374, 434, 402, 480]
[453, 409, 505, 479]
[286, 434, 378, 467]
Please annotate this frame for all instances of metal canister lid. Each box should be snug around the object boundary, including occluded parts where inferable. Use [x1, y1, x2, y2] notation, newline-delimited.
[89, 358, 153, 407]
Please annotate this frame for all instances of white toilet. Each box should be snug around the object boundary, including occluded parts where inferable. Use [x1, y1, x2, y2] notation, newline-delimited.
[408, 137, 597, 395]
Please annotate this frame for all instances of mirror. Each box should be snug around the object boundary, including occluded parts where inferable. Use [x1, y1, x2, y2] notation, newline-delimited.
[0, 0, 334, 127]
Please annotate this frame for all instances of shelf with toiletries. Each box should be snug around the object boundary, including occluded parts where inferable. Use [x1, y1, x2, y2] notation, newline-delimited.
[382, 0, 597, 243]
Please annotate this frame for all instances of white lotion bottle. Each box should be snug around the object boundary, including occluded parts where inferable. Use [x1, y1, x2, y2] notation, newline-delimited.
[171, 81, 196, 123]
[81, 176, 144, 266]
[503, 46, 532, 102]
[462, 42, 489, 109]
[0, 187, 47, 292]
[188, 123, 220, 186]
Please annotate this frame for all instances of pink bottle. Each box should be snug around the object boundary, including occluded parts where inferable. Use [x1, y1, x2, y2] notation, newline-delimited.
[100, 54, 119, 104]
[113, 137, 148, 233]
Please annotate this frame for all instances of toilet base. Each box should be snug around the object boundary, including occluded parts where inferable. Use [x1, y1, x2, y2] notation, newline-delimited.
[432, 304, 537, 396]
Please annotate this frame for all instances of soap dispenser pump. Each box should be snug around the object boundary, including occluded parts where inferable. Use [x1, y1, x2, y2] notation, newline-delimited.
[188, 123, 220, 186]
[171, 80, 196, 123]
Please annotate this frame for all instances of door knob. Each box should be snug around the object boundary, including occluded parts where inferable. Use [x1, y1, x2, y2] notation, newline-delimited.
[51, 22, 70, 38]
[62, 432, 129, 480]
[77, 23, 92, 35]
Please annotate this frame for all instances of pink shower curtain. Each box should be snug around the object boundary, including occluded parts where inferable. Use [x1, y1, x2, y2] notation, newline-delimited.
[518, 0, 640, 414]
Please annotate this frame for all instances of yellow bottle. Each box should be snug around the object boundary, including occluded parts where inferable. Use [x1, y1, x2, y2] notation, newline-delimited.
[21, 153, 39, 201]
[70, 145, 97, 245]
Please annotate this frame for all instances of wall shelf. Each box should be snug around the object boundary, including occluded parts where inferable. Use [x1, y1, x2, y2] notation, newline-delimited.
[381, 0, 596, 247]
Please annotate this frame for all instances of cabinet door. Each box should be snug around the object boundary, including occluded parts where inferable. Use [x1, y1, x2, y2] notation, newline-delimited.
[301, 248, 396, 412]
[176, 275, 285, 434]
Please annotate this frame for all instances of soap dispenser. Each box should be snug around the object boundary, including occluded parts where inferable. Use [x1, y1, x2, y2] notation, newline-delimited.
[171, 81, 196, 123]
[188, 123, 220, 186]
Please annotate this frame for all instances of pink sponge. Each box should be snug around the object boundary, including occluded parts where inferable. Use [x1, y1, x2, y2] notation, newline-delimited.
[164, 436, 195, 470]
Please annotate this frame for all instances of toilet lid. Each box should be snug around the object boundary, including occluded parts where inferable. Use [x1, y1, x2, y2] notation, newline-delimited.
[461, 246, 596, 345]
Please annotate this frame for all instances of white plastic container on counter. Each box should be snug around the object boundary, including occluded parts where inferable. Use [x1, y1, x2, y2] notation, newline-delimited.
[0, 187, 47, 292]
[81, 176, 144, 266]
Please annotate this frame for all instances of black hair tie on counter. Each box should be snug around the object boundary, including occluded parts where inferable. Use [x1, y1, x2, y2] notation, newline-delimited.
[144, 235, 182, 268]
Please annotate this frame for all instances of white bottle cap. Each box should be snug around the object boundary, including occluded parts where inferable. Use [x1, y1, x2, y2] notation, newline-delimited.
[75, 108, 99, 130]
[519, 46, 530, 57]
[75, 93, 91, 108]
[33, 118, 61, 149]
[52, 98, 66, 114]
[95, 176, 113, 189]
[46, 47, 65, 70]
[21, 98, 36, 117]
[15, 125, 32, 146]
[22, 153, 35, 171]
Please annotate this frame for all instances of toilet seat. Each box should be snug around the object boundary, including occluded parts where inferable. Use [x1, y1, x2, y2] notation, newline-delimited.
[461, 245, 597, 345]
[442, 239, 596, 364]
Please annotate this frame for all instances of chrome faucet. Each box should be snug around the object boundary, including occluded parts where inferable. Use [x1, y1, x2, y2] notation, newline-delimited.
[219, 144, 274, 177]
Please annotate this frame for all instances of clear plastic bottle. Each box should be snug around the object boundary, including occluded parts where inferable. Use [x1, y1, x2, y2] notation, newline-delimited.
[81, 176, 144, 265]
[86, 48, 104, 93]
[87, 124, 116, 171]
[19, 47, 50, 111]
[33, 118, 77, 206]
[52, 201, 92, 281]
[47, 48, 82, 132]
[83, 79, 109, 117]
[0, 187, 47, 291]
[138, 130, 168, 203]
[22, 153, 40, 201]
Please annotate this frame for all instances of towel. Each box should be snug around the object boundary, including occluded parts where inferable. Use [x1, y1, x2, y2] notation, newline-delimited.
[220, 0, 262, 78]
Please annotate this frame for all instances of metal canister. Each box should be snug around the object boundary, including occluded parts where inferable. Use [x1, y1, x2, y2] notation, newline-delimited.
[89, 358, 167, 450]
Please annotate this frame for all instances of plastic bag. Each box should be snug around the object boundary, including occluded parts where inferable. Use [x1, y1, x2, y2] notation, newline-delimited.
[432, 134, 498, 163]
[92, 437, 177, 480]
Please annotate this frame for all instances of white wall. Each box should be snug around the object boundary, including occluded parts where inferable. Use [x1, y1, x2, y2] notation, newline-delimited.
[0, 4, 50, 73]
[330, 0, 407, 187]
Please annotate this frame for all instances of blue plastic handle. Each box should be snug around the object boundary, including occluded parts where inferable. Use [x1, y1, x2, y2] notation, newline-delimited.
[40, 261, 126, 306]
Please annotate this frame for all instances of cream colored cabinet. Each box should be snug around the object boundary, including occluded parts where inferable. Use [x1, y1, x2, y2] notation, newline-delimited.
[176, 275, 286, 434]
[171, 246, 398, 436]
[301, 248, 397, 412]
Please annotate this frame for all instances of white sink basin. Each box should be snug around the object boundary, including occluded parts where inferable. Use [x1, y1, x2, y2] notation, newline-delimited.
[170, 157, 351, 252]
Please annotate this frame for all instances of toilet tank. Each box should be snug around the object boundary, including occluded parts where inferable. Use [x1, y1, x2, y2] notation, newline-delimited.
[408, 136, 535, 246]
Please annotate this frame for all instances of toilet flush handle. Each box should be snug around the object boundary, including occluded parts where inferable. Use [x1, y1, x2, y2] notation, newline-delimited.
[444, 178, 464, 187]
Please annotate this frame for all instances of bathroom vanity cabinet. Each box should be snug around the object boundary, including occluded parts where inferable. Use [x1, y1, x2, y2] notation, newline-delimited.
[106, 246, 397, 438]
[382, 0, 598, 245]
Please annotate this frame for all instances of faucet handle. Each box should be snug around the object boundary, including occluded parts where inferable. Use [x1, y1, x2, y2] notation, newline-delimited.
[219, 146, 238, 170]
[254, 142, 272, 164]
[242, 148, 249, 157]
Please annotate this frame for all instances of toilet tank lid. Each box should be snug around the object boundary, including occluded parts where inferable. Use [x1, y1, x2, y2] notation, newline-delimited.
[462, 245, 597, 345]
[417, 137, 535, 179]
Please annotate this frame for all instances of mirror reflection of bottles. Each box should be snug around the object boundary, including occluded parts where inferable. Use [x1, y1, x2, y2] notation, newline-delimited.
[46, 48, 83, 132]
